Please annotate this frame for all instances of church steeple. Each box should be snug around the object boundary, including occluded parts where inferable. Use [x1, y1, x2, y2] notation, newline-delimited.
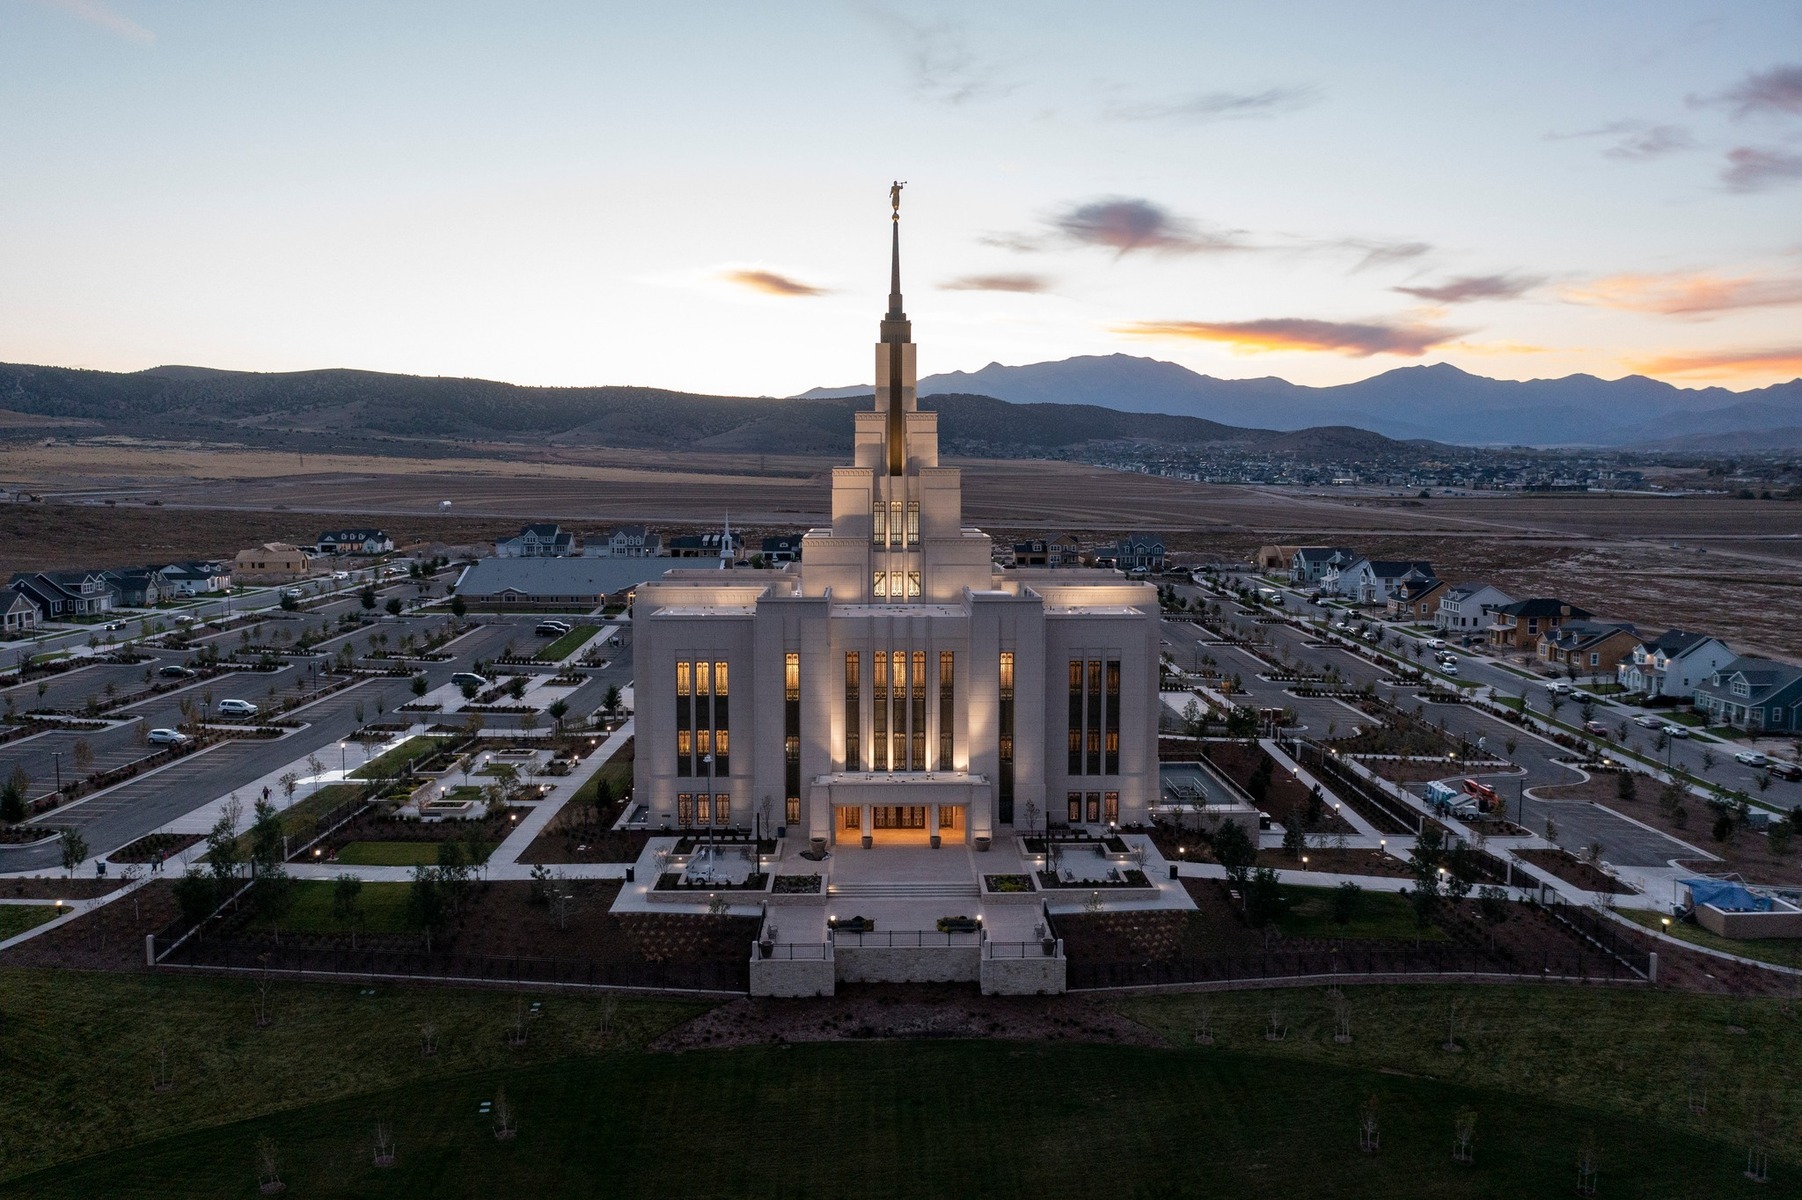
[880, 181, 911, 475]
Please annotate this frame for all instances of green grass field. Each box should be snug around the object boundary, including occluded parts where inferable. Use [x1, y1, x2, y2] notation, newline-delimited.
[4, 969, 1801, 1198]
[333, 841, 498, 867]
[351, 736, 451, 779]
[1277, 884, 1448, 941]
[1618, 908, 1802, 970]
[535, 625, 600, 661]
[249, 880, 416, 934]
[0, 904, 63, 938]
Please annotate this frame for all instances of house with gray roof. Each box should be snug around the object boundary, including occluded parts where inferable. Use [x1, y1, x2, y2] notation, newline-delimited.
[1289, 547, 1357, 586]
[454, 557, 669, 607]
[1617, 629, 1736, 701]
[1433, 582, 1513, 635]
[1693, 656, 1802, 733]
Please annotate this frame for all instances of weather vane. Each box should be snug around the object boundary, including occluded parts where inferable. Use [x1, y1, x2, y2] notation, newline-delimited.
[889, 179, 906, 219]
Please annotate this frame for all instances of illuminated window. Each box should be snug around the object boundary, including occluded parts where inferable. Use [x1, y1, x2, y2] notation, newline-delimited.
[890, 499, 902, 548]
[677, 729, 692, 757]
[784, 652, 800, 701]
[714, 794, 730, 825]
[677, 794, 693, 826]
[873, 571, 887, 599]
[844, 652, 861, 768]
[999, 651, 1015, 698]
[696, 795, 712, 825]
[872, 500, 887, 546]
[714, 661, 728, 696]
[785, 796, 799, 825]
[842, 806, 861, 830]
[695, 661, 711, 696]
[906, 500, 920, 546]
[676, 662, 691, 696]
[1067, 792, 1082, 822]
[696, 728, 712, 757]
[1104, 792, 1119, 825]
[715, 728, 729, 756]
[907, 571, 921, 597]
[890, 571, 904, 599]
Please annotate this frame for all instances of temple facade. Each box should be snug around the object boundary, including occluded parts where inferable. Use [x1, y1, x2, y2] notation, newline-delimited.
[631, 199, 1160, 847]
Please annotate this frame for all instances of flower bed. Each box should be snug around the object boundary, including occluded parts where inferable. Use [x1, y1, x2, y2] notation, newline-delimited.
[108, 832, 206, 863]
[983, 873, 1035, 893]
[1037, 868, 1151, 889]
[772, 873, 823, 895]
[654, 871, 769, 892]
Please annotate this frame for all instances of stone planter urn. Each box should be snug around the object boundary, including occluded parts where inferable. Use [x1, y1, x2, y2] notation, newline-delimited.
[1041, 936, 1056, 957]
[758, 938, 773, 958]
[811, 835, 826, 856]
[930, 834, 941, 849]
[974, 835, 991, 852]
[861, 835, 872, 849]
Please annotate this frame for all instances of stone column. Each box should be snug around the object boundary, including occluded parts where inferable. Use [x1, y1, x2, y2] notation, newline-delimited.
[929, 802, 941, 849]
[861, 803, 872, 849]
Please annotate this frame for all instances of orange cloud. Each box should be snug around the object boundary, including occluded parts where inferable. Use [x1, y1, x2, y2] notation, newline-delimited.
[719, 268, 829, 297]
[1627, 345, 1802, 379]
[1564, 271, 1802, 315]
[1114, 316, 1466, 357]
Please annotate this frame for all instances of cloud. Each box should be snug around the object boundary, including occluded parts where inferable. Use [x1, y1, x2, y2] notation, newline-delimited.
[719, 268, 829, 297]
[1108, 85, 1319, 123]
[1547, 120, 1694, 161]
[1697, 64, 1802, 119]
[976, 231, 1047, 253]
[1721, 146, 1802, 192]
[1393, 273, 1544, 304]
[1113, 316, 1467, 357]
[1563, 270, 1802, 315]
[938, 273, 1050, 293]
[1627, 345, 1802, 379]
[860, 6, 1014, 105]
[36, 0, 154, 44]
[1333, 238, 1434, 272]
[1052, 197, 1251, 256]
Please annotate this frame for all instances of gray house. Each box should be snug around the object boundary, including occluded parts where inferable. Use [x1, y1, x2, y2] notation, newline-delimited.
[1693, 657, 1802, 733]
[1617, 629, 1736, 701]
[1289, 547, 1357, 586]
[1433, 583, 1513, 635]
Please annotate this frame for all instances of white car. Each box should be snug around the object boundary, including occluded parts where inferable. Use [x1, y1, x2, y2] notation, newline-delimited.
[1545, 680, 1573, 694]
[216, 699, 259, 717]
[1662, 724, 1690, 739]
[1429, 639, 1445, 649]
[1442, 663, 1458, 675]
[147, 728, 191, 745]
[1633, 713, 1662, 729]
[1734, 751, 1770, 767]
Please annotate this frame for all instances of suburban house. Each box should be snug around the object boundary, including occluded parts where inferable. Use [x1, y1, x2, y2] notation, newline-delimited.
[1385, 577, 1447, 622]
[1289, 547, 1357, 586]
[156, 561, 232, 596]
[100, 568, 168, 608]
[760, 535, 802, 563]
[1326, 558, 1435, 605]
[1537, 620, 1641, 678]
[1487, 598, 1591, 650]
[233, 542, 313, 581]
[1, 587, 39, 634]
[453, 557, 667, 608]
[1093, 533, 1166, 573]
[1617, 629, 1736, 701]
[316, 529, 394, 556]
[1256, 544, 1301, 574]
[495, 523, 579, 558]
[1433, 583, 1513, 635]
[668, 531, 744, 559]
[601, 525, 663, 558]
[1012, 539, 1049, 568]
[1693, 657, 1802, 733]
[9, 571, 114, 618]
[1049, 534, 1083, 566]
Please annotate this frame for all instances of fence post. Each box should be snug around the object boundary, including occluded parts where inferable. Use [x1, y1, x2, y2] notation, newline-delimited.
[1647, 951, 1657, 984]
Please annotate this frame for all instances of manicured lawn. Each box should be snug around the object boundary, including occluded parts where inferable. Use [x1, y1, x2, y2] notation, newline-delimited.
[247, 880, 417, 934]
[350, 736, 451, 779]
[0, 904, 63, 938]
[334, 840, 497, 867]
[211, 784, 365, 862]
[534, 625, 601, 661]
[8, 1020, 1796, 1198]
[1618, 907, 1802, 970]
[1277, 884, 1448, 941]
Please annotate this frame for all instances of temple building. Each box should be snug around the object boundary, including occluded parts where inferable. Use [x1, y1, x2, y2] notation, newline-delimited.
[631, 196, 1160, 847]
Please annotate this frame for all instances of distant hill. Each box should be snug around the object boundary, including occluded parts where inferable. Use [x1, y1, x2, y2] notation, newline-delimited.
[800, 355, 1802, 447]
[0, 362, 1431, 461]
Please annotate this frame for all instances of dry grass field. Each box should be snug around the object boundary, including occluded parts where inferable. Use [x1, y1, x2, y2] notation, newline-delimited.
[7, 441, 1800, 657]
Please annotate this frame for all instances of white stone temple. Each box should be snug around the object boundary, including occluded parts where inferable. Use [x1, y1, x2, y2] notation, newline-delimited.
[632, 192, 1161, 850]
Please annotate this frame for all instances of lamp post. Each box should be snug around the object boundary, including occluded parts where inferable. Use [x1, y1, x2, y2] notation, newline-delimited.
[339, 740, 348, 779]
[702, 751, 715, 845]
[50, 750, 62, 794]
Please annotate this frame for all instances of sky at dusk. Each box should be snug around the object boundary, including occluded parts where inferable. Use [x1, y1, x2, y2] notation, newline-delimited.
[4, 1, 1802, 397]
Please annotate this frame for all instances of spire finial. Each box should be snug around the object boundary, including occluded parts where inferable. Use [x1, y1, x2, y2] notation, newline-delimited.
[886, 181, 907, 323]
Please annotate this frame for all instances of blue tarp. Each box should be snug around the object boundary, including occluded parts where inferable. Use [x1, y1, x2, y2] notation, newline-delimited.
[1681, 878, 1773, 913]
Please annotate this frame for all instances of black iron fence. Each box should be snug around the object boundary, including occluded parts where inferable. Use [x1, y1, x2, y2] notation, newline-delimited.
[154, 935, 747, 993]
[1064, 944, 1645, 991]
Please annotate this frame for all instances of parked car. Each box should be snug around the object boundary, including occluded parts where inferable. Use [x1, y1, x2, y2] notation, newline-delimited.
[535, 620, 572, 636]
[1429, 639, 1446, 649]
[147, 728, 191, 745]
[451, 672, 491, 690]
[102, 620, 126, 631]
[1545, 680, 1573, 694]
[1662, 724, 1690, 739]
[1769, 761, 1802, 781]
[157, 664, 197, 678]
[1442, 663, 1458, 675]
[1734, 750, 1770, 767]
[1633, 713, 1662, 729]
[1584, 720, 1610, 736]
[216, 699, 259, 717]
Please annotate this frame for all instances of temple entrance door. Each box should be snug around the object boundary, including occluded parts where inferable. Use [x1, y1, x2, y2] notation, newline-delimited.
[868, 805, 931, 845]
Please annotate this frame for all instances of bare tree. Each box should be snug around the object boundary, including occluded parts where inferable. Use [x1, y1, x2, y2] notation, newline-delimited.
[420, 1022, 438, 1058]
[1576, 1130, 1598, 1196]
[598, 995, 620, 1038]
[492, 1085, 517, 1140]
[1193, 1001, 1215, 1045]
[255, 953, 275, 1028]
[373, 1118, 396, 1168]
[508, 997, 528, 1047]
[1359, 1095, 1380, 1153]
[1442, 998, 1462, 1052]
[1453, 1109, 1476, 1164]
[257, 1134, 284, 1193]
[152, 1045, 174, 1092]
[1264, 1000, 1287, 1042]
[1333, 991, 1353, 1044]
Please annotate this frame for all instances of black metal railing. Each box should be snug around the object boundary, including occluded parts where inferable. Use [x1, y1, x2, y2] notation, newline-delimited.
[1064, 944, 1644, 991]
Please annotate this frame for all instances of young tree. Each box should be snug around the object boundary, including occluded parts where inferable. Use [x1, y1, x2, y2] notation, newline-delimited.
[1211, 819, 1257, 886]
[1616, 770, 1637, 803]
[205, 804, 243, 887]
[1332, 880, 1363, 926]
[385, 596, 403, 617]
[411, 673, 429, 698]
[359, 585, 377, 610]
[547, 698, 569, 733]
[449, 594, 467, 619]
[71, 738, 95, 776]
[407, 866, 446, 952]
[1245, 867, 1284, 927]
[59, 826, 89, 876]
[332, 872, 364, 945]
[603, 685, 623, 721]
[0, 772, 26, 824]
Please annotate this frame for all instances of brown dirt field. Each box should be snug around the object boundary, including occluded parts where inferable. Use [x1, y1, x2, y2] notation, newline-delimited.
[1515, 847, 1638, 894]
[1203, 742, 1356, 837]
[1365, 759, 1495, 785]
[1565, 784, 1802, 887]
[434, 881, 756, 966]
[0, 876, 126, 899]
[655, 983, 1166, 1050]
[1535, 772, 1637, 805]
[1256, 847, 1414, 878]
[0, 879, 178, 970]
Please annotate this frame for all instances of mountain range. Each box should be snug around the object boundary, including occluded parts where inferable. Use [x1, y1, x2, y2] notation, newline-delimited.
[801, 356, 1802, 448]
[0, 361, 1432, 462]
